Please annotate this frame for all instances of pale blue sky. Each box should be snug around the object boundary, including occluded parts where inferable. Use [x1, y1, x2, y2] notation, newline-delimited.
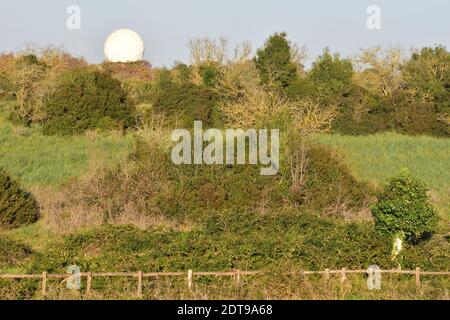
[1, 0, 449, 67]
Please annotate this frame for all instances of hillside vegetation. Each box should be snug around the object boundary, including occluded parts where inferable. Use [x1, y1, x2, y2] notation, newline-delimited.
[314, 133, 450, 216]
[0, 36, 448, 300]
[0, 101, 132, 187]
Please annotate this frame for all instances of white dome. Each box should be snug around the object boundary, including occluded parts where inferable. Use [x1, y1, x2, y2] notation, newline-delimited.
[104, 28, 145, 63]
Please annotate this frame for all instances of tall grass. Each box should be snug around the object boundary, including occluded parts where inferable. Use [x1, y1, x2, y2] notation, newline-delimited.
[313, 133, 450, 217]
[0, 102, 133, 188]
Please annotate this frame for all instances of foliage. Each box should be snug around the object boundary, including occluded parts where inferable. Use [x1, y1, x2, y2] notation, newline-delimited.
[371, 169, 440, 242]
[9, 54, 49, 125]
[288, 142, 372, 214]
[43, 67, 136, 135]
[0, 169, 40, 229]
[313, 132, 450, 216]
[6, 48, 86, 126]
[254, 32, 298, 88]
[152, 83, 220, 128]
[0, 102, 133, 187]
[59, 129, 372, 229]
[0, 235, 33, 269]
[198, 63, 220, 87]
[331, 92, 450, 137]
[172, 63, 194, 84]
[0, 54, 16, 99]
[355, 46, 403, 97]
[309, 48, 354, 95]
[101, 61, 154, 103]
[402, 45, 450, 114]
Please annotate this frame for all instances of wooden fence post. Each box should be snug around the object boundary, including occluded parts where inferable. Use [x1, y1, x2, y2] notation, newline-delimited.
[235, 270, 241, 285]
[340, 268, 347, 284]
[137, 271, 143, 298]
[415, 267, 421, 291]
[86, 272, 92, 296]
[42, 272, 47, 297]
[324, 269, 330, 282]
[187, 270, 193, 290]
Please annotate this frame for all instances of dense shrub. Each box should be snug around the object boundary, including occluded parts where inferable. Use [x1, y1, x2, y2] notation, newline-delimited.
[286, 77, 317, 100]
[173, 63, 194, 84]
[0, 236, 36, 300]
[152, 83, 220, 128]
[254, 32, 298, 88]
[28, 216, 389, 274]
[0, 169, 40, 229]
[283, 44, 449, 137]
[9, 54, 49, 125]
[43, 68, 136, 135]
[308, 48, 354, 95]
[371, 169, 439, 243]
[101, 61, 153, 82]
[402, 45, 450, 114]
[0, 235, 33, 269]
[64, 130, 372, 226]
[289, 143, 372, 213]
[198, 63, 220, 87]
[154, 68, 174, 89]
[0, 54, 15, 99]
[29, 212, 448, 276]
[101, 61, 154, 103]
[330, 89, 449, 137]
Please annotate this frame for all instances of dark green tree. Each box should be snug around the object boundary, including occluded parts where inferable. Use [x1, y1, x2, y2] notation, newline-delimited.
[309, 48, 354, 94]
[254, 32, 298, 88]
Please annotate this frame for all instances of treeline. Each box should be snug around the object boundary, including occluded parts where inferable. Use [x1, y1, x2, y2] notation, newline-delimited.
[0, 34, 448, 137]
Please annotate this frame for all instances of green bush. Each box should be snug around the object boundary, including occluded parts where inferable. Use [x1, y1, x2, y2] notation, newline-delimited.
[331, 90, 449, 137]
[43, 67, 136, 135]
[0, 72, 13, 99]
[254, 32, 298, 88]
[0, 235, 33, 269]
[69, 131, 372, 225]
[371, 169, 440, 243]
[291, 143, 372, 213]
[198, 63, 220, 87]
[152, 83, 220, 128]
[0, 169, 40, 229]
[309, 48, 354, 95]
[402, 45, 450, 114]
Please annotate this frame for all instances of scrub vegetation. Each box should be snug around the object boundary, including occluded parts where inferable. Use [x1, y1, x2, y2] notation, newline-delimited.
[0, 36, 448, 300]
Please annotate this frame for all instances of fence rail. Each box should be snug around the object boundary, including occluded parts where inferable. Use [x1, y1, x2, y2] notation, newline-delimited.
[1, 268, 449, 297]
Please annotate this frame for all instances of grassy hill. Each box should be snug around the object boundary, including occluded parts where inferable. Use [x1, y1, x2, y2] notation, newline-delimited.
[0, 101, 448, 300]
[314, 133, 450, 218]
[0, 101, 132, 188]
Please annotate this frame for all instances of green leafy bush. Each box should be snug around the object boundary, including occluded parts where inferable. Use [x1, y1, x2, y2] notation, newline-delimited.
[308, 48, 354, 95]
[66, 131, 372, 225]
[0, 235, 33, 269]
[371, 169, 439, 242]
[198, 63, 220, 87]
[402, 45, 450, 114]
[0, 169, 40, 229]
[254, 32, 298, 88]
[43, 67, 136, 135]
[152, 83, 220, 128]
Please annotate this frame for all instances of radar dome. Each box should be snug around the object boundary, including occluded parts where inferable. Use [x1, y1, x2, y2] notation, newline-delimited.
[104, 28, 145, 63]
